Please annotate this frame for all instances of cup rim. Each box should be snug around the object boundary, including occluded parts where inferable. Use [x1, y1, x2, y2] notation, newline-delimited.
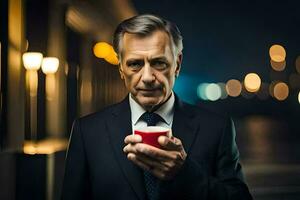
[134, 126, 169, 133]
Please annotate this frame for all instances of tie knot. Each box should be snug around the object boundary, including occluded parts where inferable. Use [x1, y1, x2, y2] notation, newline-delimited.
[140, 112, 165, 126]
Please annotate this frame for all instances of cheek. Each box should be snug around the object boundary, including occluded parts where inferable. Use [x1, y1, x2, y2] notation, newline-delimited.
[156, 73, 175, 91]
[124, 73, 140, 88]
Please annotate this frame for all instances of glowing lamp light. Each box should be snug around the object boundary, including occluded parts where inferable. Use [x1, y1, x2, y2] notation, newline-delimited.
[226, 79, 242, 97]
[22, 52, 43, 70]
[270, 59, 286, 71]
[273, 82, 289, 101]
[269, 44, 286, 63]
[104, 51, 119, 65]
[93, 42, 119, 65]
[197, 83, 209, 100]
[244, 73, 261, 92]
[298, 91, 300, 104]
[93, 42, 113, 58]
[41, 57, 59, 74]
[23, 139, 68, 155]
[206, 83, 222, 101]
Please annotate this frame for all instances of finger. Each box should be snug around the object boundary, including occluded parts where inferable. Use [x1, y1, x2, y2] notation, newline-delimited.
[135, 143, 174, 161]
[127, 153, 152, 171]
[158, 136, 182, 150]
[128, 153, 172, 180]
[123, 142, 142, 154]
[129, 153, 168, 179]
[123, 143, 136, 154]
[134, 151, 168, 171]
[131, 146, 176, 171]
[124, 134, 142, 144]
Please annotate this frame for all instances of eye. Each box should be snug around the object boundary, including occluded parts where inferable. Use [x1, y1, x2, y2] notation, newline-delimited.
[127, 61, 143, 69]
[151, 60, 168, 69]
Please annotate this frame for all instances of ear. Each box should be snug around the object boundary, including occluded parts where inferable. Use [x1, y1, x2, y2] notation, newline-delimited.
[175, 53, 183, 77]
[118, 64, 125, 80]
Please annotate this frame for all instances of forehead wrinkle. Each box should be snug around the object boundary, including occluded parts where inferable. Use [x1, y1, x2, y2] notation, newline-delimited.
[122, 30, 173, 61]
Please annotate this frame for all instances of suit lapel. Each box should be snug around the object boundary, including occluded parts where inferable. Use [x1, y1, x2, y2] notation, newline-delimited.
[106, 95, 147, 200]
[172, 95, 198, 153]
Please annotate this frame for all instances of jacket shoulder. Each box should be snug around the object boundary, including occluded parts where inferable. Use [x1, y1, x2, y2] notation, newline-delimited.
[75, 101, 123, 127]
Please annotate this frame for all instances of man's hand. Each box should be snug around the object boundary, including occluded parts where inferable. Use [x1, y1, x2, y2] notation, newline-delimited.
[123, 134, 187, 180]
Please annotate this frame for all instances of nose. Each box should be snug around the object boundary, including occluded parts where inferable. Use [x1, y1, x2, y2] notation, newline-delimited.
[141, 65, 155, 83]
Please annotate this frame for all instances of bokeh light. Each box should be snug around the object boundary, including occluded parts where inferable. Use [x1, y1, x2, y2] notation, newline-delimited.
[23, 139, 68, 155]
[93, 42, 113, 58]
[41, 57, 59, 74]
[244, 73, 261, 92]
[269, 44, 286, 62]
[206, 83, 221, 101]
[104, 50, 119, 65]
[270, 59, 286, 71]
[226, 79, 242, 97]
[93, 42, 119, 65]
[273, 82, 289, 101]
[298, 91, 300, 104]
[22, 52, 43, 70]
[197, 83, 209, 100]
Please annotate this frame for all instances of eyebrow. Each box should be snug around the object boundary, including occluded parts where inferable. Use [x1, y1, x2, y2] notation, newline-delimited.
[125, 59, 144, 65]
[150, 57, 168, 62]
[125, 56, 169, 65]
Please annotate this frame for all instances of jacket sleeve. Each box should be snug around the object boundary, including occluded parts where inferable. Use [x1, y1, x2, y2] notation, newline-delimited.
[160, 118, 253, 200]
[61, 119, 92, 200]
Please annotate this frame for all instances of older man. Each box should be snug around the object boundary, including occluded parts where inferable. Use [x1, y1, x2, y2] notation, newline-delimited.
[61, 14, 252, 200]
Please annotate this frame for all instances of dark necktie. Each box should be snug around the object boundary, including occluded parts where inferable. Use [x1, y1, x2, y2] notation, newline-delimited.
[139, 112, 164, 200]
[140, 112, 165, 126]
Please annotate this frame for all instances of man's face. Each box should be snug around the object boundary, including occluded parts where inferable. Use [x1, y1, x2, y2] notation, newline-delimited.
[119, 30, 182, 111]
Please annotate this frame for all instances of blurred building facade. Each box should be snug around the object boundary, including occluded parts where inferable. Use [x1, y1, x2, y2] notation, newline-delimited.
[1, 0, 135, 199]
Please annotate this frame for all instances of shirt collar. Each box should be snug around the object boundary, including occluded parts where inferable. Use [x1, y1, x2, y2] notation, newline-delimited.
[129, 92, 175, 126]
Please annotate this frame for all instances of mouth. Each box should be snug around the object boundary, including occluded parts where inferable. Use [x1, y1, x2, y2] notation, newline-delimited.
[139, 89, 157, 91]
[137, 88, 161, 92]
[137, 88, 162, 96]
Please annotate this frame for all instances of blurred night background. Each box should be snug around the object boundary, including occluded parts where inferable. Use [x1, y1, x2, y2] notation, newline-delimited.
[1, 0, 300, 199]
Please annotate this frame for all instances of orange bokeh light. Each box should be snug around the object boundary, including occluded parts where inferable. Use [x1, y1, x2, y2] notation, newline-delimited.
[269, 44, 286, 63]
[226, 79, 242, 97]
[244, 73, 261, 92]
[273, 82, 289, 101]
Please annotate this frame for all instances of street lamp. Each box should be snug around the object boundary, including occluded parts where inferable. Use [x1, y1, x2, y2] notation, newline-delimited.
[41, 57, 59, 101]
[22, 52, 43, 70]
[22, 52, 43, 141]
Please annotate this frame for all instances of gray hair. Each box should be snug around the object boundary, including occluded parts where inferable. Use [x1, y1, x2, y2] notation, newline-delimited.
[113, 14, 183, 61]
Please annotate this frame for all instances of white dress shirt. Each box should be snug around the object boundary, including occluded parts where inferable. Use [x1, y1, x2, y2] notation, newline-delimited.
[129, 92, 175, 134]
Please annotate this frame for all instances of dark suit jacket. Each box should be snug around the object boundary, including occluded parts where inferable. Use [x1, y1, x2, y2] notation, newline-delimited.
[61, 95, 252, 200]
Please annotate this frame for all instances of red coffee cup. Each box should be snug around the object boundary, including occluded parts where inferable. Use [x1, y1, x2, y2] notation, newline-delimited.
[134, 126, 171, 148]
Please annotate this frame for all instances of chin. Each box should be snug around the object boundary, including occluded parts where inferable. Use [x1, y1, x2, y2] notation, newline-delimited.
[136, 96, 163, 108]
